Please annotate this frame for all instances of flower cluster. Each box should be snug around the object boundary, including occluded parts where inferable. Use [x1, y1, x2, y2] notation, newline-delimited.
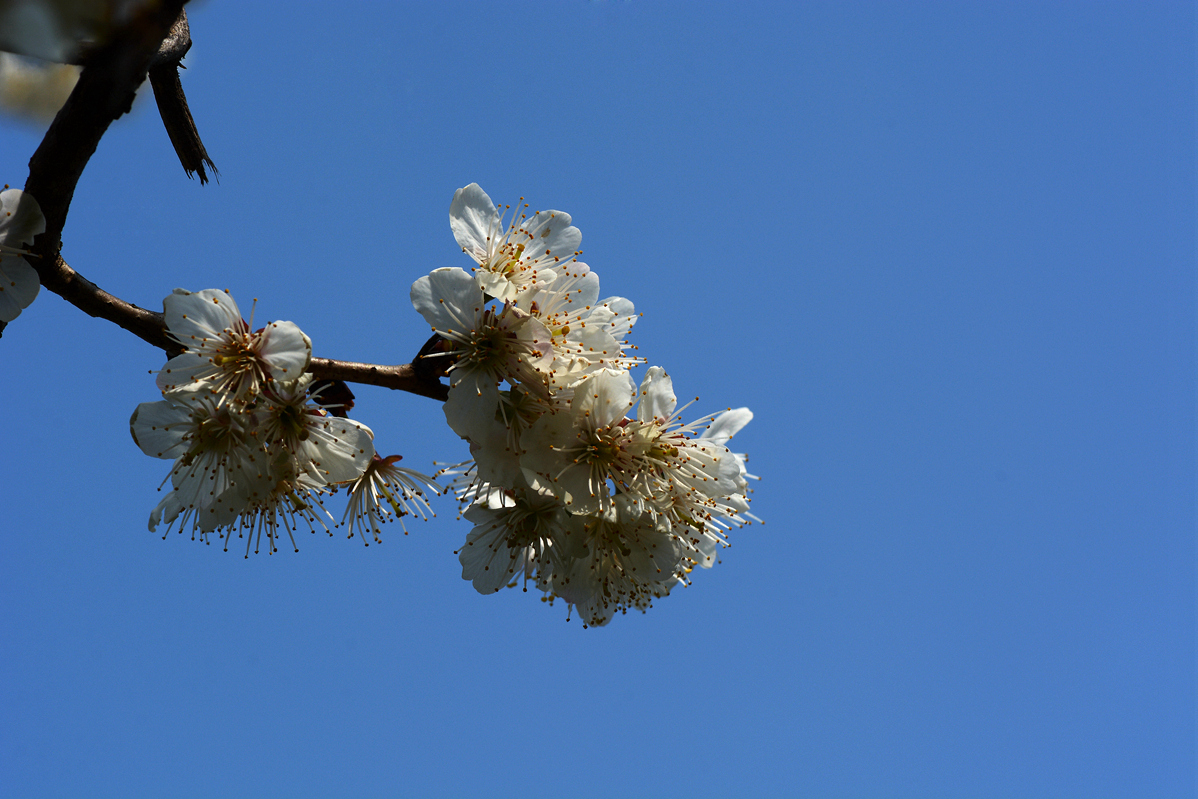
[125, 183, 758, 627]
[0, 186, 45, 323]
[131, 288, 439, 556]
[418, 184, 757, 626]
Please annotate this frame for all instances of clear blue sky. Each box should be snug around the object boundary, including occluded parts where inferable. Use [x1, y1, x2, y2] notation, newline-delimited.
[1, 2, 1194, 797]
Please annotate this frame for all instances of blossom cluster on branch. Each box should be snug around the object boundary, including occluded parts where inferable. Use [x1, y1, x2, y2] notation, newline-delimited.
[13, 168, 758, 626]
[418, 185, 759, 626]
[4, 3, 759, 627]
[130, 287, 440, 557]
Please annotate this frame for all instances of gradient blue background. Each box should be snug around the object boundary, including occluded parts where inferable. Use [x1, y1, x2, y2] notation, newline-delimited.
[1, 2, 1194, 797]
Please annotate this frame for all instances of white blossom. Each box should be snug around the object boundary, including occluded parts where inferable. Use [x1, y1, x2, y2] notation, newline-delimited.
[411, 267, 554, 431]
[450, 183, 583, 302]
[200, 402, 375, 553]
[0, 187, 45, 323]
[123, 182, 760, 620]
[514, 264, 643, 389]
[550, 495, 689, 627]
[157, 288, 311, 402]
[519, 367, 741, 518]
[519, 368, 641, 514]
[130, 393, 268, 529]
[200, 453, 338, 556]
[134, 369, 377, 555]
[341, 455, 442, 544]
[257, 374, 376, 486]
[457, 488, 583, 595]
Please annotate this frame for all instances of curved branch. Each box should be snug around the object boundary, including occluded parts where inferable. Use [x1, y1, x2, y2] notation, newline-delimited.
[42, 253, 171, 347]
[14, 1, 448, 402]
[24, 0, 190, 250]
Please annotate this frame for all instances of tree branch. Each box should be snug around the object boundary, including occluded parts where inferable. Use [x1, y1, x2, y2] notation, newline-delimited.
[40, 251, 449, 399]
[24, 0, 190, 251]
[43, 254, 169, 347]
[13, 0, 448, 401]
[149, 9, 218, 184]
[308, 359, 448, 401]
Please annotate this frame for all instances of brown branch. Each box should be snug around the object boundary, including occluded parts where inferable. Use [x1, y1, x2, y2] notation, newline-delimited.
[43, 254, 170, 348]
[149, 10, 218, 184]
[309, 359, 449, 401]
[11, 1, 448, 401]
[24, 0, 190, 252]
[45, 254, 449, 399]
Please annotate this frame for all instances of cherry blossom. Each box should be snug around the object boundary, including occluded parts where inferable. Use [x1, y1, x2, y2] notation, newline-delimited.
[341, 455, 442, 545]
[450, 183, 583, 302]
[157, 288, 311, 403]
[123, 185, 758, 622]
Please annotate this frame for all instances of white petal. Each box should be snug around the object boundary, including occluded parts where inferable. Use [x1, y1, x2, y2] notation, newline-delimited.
[519, 412, 579, 487]
[0, 188, 46, 248]
[449, 183, 500, 264]
[0, 253, 38, 322]
[475, 269, 518, 303]
[148, 491, 184, 532]
[591, 296, 638, 341]
[703, 407, 754, 445]
[129, 401, 191, 460]
[163, 288, 242, 342]
[410, 267, 482, 332]
[257, 321, 311, 381]
[637, 366, 676, 422]
[566, 269, 601, 306]
[443, 381, 501, 441]
[300, 418, 375, 484]
[520, 208, 582, 261]
[574, 369, 636, 428]
[156, 350, 212, 394]
[459, 522, 520, 595]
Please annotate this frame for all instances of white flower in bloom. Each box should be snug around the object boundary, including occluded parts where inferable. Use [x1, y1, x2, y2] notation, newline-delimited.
[458, 488, 584, 595]
[692, 407, 761, 545]
[437, 385, 560, 521]
[258, 374, 376, 486]
[519, 366, 750, 575]
[157, 288, 311, 402]
[450, 183, 584, 302]
[551, 495, 689, 628]
[411, 267, 554, 430]
[197, 381, 376, 556]
[134, 372, 377, 555]
[0, 187, 45, 323]
[631, 367, 744, 520]
[124, 181, 762, 619]
[131, 393, 267, 523]
[515, 265, 643, 389]
[341, 455, 442, 544]
[201, 452, 337, 556]
[520, 366, 741, 518]
[520, 368, 641, 514]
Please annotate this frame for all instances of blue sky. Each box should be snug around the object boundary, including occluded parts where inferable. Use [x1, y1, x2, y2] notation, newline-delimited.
[1, 2, 1194, 797]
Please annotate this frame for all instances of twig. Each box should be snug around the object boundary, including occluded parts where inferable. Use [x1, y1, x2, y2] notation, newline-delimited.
[149, 9, 218, 184]
[42, 254, 169, 348]
[309, 359, 449, 401]
[24, 0, 190, 251]
[14, 0, 448, 401]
